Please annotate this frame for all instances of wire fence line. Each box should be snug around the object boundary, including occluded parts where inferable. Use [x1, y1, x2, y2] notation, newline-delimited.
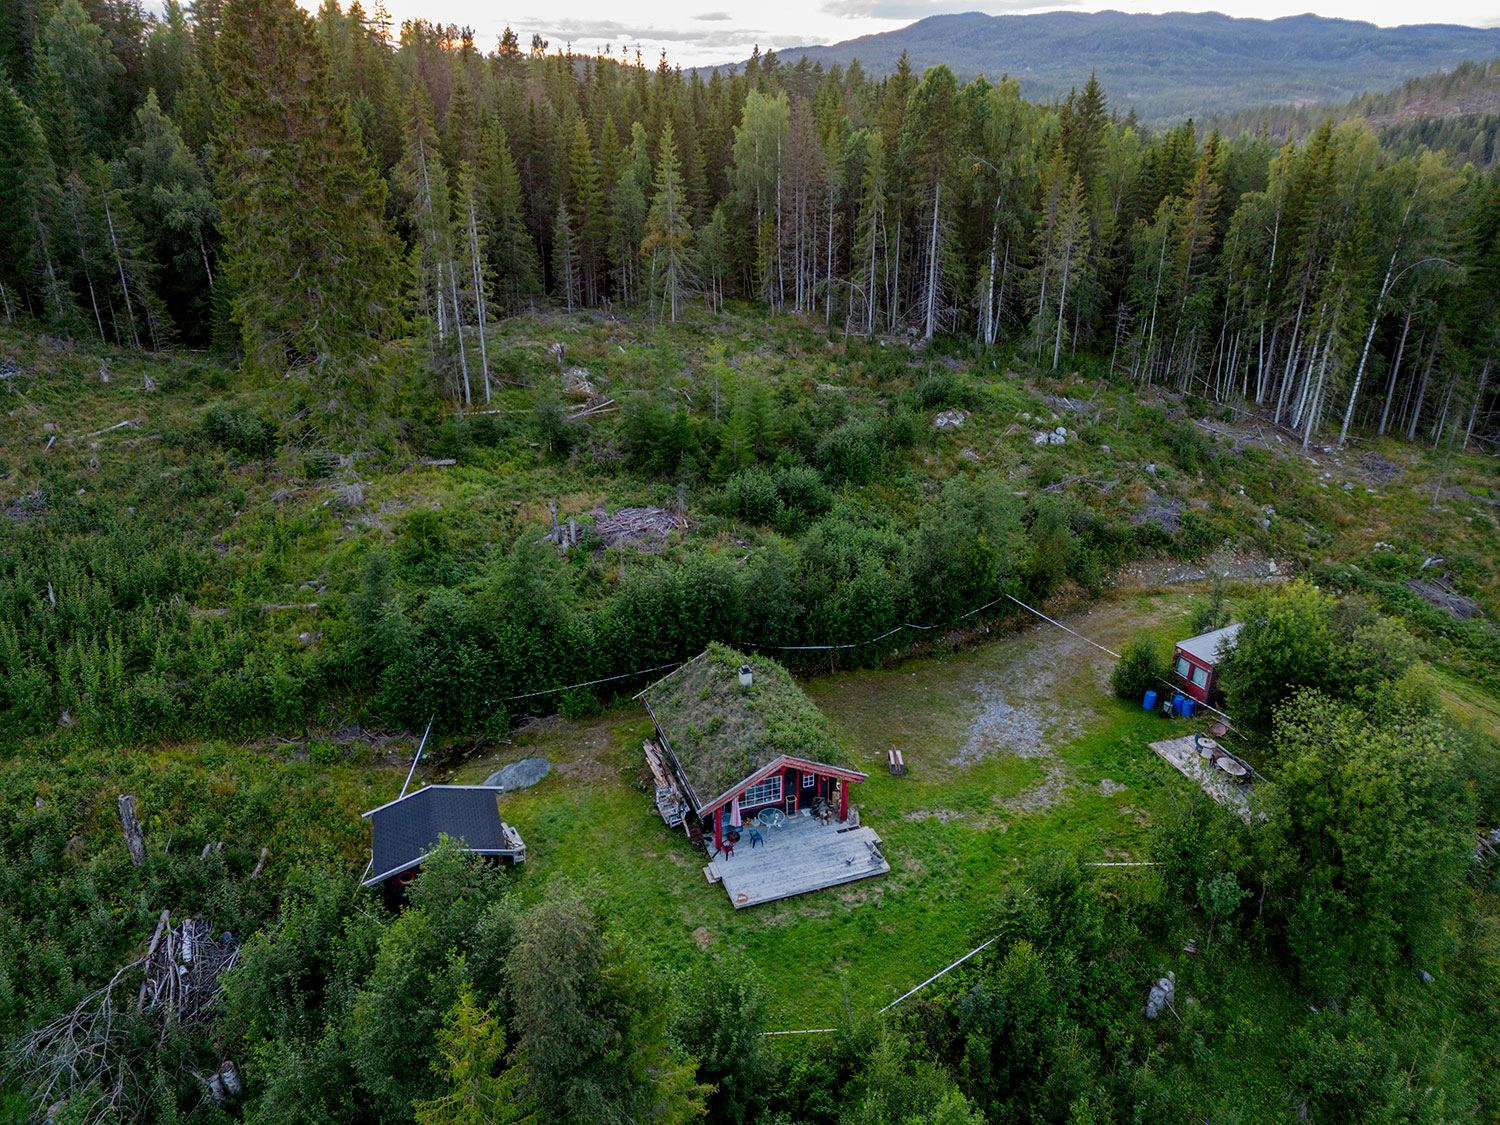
[489, 593, 1017, 704]
[491, 661, 686, 704]
[734, 594, 1009, 652]
[486, 588, 1221, 716]
[1002, 592, 1243, 730]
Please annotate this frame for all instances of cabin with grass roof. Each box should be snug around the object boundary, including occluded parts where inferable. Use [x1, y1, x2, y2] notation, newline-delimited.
[638, 645, 888, 908]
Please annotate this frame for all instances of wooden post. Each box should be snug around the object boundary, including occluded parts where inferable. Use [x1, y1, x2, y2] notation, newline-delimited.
[118, 794, 145, 867]
[839, 780, 848, 823]
[713, 807, 723, 852]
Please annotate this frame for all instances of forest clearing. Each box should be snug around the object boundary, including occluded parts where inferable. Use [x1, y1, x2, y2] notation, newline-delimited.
[444, 592, 1205, 1018]
[5, 301, 1500, 1123]
[4, 296, 1500, 1123]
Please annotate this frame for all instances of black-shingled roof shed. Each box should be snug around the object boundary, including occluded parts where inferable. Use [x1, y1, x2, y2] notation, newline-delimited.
[362, 785, 526, 906]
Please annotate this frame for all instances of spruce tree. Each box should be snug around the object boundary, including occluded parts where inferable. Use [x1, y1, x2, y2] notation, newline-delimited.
[478, 115, 539, 308]
[898, 65, 960, 340]
[551, 197, 579, 313]
[215, 0, 403, 382]
[565, 118, 605, 304]
[0, 75, 77, 328]
[696, 204, 729, 314]
[643, 120, 693, 323]
[608, 122, 651, 305]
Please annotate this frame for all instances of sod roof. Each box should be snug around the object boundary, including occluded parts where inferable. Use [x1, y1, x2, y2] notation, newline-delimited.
[640, 643, 850, 809]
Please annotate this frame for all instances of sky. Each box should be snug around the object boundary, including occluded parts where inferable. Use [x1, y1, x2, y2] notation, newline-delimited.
[257, 0, 1500, 69]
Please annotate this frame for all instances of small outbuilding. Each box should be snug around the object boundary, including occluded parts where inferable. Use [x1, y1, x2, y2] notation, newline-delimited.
[638, 644, 888, 908]
[1172, 623, 1242, 704]
[361, 785, 525, 908]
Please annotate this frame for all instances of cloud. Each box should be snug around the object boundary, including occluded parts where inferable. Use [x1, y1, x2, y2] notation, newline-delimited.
[821, 0, 1079, 18]
[522, 14, 777, 52]
[696, 10, 734, 19]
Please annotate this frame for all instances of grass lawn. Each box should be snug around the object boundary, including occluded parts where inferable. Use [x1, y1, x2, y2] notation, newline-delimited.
[436, 591, 1221, 1029]
[1414, 662, 1500, 740]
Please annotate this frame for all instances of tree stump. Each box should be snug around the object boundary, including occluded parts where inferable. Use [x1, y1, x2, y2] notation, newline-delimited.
[118, 795, 145, 867]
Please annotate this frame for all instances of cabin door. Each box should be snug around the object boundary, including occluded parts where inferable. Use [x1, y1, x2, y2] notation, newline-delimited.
[816, 775, 833, 807]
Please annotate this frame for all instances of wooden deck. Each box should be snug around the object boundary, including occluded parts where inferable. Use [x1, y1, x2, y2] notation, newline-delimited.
[703, 810, 890, 908]
[1149, 735, 1254, 823]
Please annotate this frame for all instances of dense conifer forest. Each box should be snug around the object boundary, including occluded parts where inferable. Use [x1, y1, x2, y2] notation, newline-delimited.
[2, 2, 1499, 1124]
[2, 0, 1498, 434]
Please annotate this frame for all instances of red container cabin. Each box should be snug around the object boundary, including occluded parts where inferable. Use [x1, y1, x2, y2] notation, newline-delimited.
[1172, 623, 1241, 705]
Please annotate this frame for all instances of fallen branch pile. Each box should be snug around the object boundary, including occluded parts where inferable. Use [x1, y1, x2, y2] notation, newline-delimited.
[13, 911, 241, 1124]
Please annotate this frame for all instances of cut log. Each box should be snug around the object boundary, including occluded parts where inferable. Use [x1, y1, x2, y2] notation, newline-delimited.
[118, 795, 145, 867]
[77, 418, 140, 440]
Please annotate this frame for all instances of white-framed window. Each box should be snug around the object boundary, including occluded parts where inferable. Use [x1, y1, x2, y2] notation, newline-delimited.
[801, 772, 816, 789]
[1191, 665, 1209, 688]
[741, 775, 783, 809]
[1175, 656, 1192, 679]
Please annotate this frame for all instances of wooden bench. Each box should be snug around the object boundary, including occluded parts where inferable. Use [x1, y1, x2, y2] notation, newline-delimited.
[888, 747, 905, 776]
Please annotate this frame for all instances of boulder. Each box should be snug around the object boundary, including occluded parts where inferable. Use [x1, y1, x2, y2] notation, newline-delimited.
[1145, 970, 1176, 1019]
[485, 757, 551, 791]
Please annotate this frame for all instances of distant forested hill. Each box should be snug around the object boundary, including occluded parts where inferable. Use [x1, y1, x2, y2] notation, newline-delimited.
[1205, 57, 1500, 168]
[753, 10, 1500, 123]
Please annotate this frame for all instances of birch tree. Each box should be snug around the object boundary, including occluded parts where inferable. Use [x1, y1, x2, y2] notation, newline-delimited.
[897, 64, 961, 341]
[399, 87, 469, 400]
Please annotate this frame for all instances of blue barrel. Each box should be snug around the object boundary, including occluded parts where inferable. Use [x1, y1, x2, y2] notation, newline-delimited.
[1143, 690, 1157, 711]
[1172, 693, 1185, 716]
[1182, 697, 1195, 718]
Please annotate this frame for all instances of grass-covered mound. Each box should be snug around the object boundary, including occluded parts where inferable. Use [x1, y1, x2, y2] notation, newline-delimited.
[640, 643, 850, 805]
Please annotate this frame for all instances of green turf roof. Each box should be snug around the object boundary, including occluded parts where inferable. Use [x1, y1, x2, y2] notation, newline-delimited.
[641, 643, 849, 808]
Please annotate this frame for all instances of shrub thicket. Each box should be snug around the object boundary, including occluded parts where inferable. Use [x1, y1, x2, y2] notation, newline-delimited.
[201, 401, 277, 457]
[1111, 634, 1167, 702]
[1218, 581, 1418, 737]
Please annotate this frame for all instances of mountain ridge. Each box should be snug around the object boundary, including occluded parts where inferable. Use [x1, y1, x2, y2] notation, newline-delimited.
[736, 10, 1500, 123]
